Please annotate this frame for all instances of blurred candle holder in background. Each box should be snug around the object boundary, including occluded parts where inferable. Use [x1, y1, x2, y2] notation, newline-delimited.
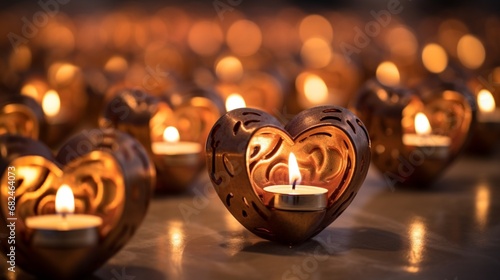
[214, 54, 285, 115]
[151, 125, 203, 193]
[101, 87, 223, 193]
[0, 94, 46, 139]
[402, 112, 451, 159]
[353, 63, 475, 186]
[17, 62, 88, 147]
[294, 56, 360, 110]
[0, 129, 154, 279]
[466, 69, 500, 154]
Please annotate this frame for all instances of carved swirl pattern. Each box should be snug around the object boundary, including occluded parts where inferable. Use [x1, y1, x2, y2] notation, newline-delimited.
[354, 80, 474, 186]
[0, 104, 39, 139]
[0, 129, 154, 278]
[206, 106, 371, 244]
[247, 126, 355, 205]
[1, 152, 123, 236]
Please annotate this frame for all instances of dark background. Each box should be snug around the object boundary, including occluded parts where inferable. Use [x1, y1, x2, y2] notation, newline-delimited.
[1, 0, 500, 13]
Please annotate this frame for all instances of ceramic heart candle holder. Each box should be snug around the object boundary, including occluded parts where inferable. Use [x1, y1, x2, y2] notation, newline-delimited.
[352, 77, 475, 187]
[206, 106, 371, 245]
[101, 88, 222, 193]
[20, 65, 88, 147]
[0, 94, 46, 139]
[0, 128, 155, 279]
[160, 87, 225, 147]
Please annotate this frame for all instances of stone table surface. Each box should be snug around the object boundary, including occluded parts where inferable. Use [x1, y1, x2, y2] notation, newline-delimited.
[3, 153, 500, 280]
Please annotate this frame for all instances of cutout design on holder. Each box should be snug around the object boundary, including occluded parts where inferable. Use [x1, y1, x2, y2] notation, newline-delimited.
[353, 80, 475, 186]
[0, 95, 46, 139]
[206, 106, 371, 244]
[101, 88, 224, 193]
[0, 129, 155, 279]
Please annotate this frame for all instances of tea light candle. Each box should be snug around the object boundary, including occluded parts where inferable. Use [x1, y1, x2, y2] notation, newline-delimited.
[402, 113, 451, 158]
[477, 89, 500, 123]
[25, 185, 102, 248]
[151, 126, 202, 165]
[264, 153, 328, 211]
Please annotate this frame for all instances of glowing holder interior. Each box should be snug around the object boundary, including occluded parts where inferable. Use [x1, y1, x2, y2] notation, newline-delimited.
[352, 75, 475, 186]
[100, 88, 223, 193]
[0, 95, 46, 139]
[0, 129, 155, 279]
[206, 106, 371, 244]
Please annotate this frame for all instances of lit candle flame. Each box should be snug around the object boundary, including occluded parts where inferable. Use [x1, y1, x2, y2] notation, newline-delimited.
[376, 61, 400, 87]
[477, 89, 496, 113]
[42, 90, 61, 117]
[422, 43, 448, 74]
[163, 126, 180, 143]
[55, 184, 75, 215]
[288, 153, 302, 185]
[303, 74, 328, 104]
[225, 93, 246, 111]
[415, 113, 432, 135]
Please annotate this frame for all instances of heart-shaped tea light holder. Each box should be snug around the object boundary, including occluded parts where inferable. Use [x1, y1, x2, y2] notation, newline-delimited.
[101, 88, 223, 193]
[352, 76, 475, 187]
[0, 128, 155, 279]
[466, 67, 500, 154]
[0, 94, 46, 139]
[206, 106, 371, 244]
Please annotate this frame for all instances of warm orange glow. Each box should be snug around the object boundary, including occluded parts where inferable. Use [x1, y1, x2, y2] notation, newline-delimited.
[215, 56, 243, 83]
[56, 184, 75, 215]
[475, 184, 490, 232]
[415, 113, 432, 135]
[8, 45, 32, 71]
[437, 19, 468, 57]
[407, 219, 426, 273]
[21, 84, 40, 100]
[386, 26, 417, 57]
[298, 14, 333, 43]
[477, 89, 496, 113]
[168, 222, 184, 249]
[225, 94, 246, 111]
[55, 63, 78, 84]
[104, 56, 128, 73]
[422, 43, 448, 73]
[226, 20, 262, 57]
[300, 37, 332, 68]
[166, 221, 186, 273]
[188, 21, 223, 56]
[163, 126, 180, 143]
[42, 90, 61, 117]
[457, 35, 485, 69]
[288, 153, 302, 185]
[376, 61, 400, 87]
[303, 74, 328, 104]
[493, 67, 500, 84]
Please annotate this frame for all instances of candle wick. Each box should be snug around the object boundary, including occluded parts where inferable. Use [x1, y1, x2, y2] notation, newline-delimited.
[292, 179, 297, 190]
